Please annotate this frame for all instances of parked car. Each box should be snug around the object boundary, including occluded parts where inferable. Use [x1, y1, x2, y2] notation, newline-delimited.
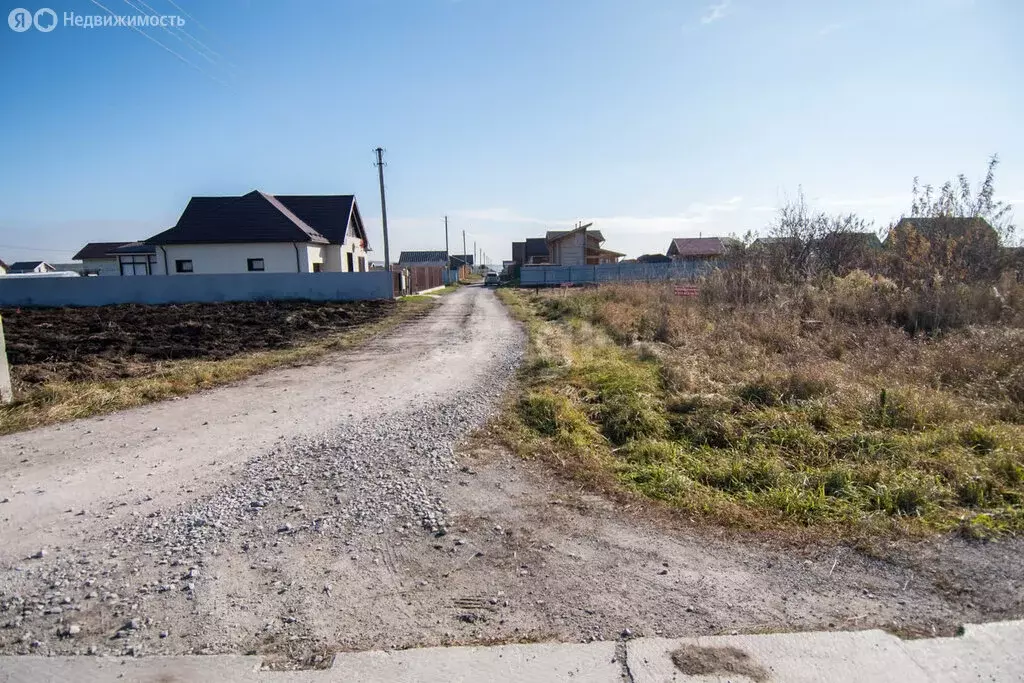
[484, 272, 500, 286]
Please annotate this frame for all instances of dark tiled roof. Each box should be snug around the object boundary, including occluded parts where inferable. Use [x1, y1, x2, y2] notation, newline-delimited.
[668, 237, 730, 258]
[449, 254, 473, 268]
[0, 259, 8, 269]
[274, 195, 368, 248]
[8, 261, 49, 272]
[546, 228, 605, 243]
[73, 242, 131, 260]
[147, 191, 330, 245]
[398, 250, 448, 265]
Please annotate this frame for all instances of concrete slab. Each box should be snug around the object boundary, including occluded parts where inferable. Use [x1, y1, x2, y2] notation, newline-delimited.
[1, 623, 1022, 682]
[0, 643, 621, 683]
[323, 641, 622, 683]
[0, 655, 262, 683]
[627, 630, 930, 683]
[901, 619, 1024, 683]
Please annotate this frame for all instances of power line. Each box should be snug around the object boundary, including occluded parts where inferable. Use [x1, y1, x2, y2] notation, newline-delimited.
[132, 0, 226, 69]
[164, 0, 209, 33]
[88, 0, 230, 87]
[0, 244, 78, 254]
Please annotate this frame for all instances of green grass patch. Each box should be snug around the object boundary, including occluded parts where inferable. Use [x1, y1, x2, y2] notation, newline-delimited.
[496, 287, 1024, 538]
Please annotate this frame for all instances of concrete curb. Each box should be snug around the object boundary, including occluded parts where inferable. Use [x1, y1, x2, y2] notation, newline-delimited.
[0, 621, 1021, 682]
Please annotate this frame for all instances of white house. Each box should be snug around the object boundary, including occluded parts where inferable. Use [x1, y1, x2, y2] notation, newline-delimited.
[144, 190, 371, 275]
[0, 259, 7, 275]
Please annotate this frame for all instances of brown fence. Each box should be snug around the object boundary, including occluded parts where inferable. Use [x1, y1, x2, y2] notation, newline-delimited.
[390, 266, 445, 295]
[407, 266, 445, 293]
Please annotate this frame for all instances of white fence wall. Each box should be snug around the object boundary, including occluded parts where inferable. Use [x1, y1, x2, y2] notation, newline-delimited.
[0, 272, 393, 307]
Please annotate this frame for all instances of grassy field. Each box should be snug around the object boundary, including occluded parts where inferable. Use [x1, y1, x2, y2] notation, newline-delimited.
[497, 280, 1024, 539]
[0, 297, 439, 436]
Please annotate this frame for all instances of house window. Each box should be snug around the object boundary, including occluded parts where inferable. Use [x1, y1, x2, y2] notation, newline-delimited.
[247, 258, 265, 272]
[346, 252, 355, 272]
[358, 257, 365, 273]
[175, 259, 193, 273]
[312, 263, 323, 273]
[120, 254, 156, 276]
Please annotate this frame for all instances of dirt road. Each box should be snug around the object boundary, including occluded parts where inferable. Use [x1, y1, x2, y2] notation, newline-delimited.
[0, 286, 1020, 662]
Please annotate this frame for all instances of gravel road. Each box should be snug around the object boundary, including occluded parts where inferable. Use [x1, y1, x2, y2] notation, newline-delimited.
[1, 285, 1020, 663]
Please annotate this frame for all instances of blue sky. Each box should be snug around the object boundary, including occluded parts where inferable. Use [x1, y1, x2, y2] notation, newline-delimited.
[1, 0, 1021, 266]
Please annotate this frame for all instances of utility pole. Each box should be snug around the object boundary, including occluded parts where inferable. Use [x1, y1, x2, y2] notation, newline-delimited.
[374, 147, 391, 275]
[462, 230, 467, 268]
[474, 241, 477, 272]
[444, 216, 449, 257]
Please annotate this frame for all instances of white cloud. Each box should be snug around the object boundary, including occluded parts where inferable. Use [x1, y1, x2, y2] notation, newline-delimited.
[700, 0, 732, 25]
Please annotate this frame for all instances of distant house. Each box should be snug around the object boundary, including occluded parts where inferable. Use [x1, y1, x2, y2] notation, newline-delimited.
[0, 259, 7, 275]
[545, 224, 623, 266]
[886, 217, 998, 247]
[144, 190, 370, 275]
[396, 251, 449, 292]
[6, 261, 57, 274]
[448, 254, 473, 280]
[666, 237, 736, 262]
[73, 242, 134, 276]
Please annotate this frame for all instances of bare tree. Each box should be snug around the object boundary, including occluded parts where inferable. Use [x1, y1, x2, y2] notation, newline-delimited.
[759, 189, 874, 280]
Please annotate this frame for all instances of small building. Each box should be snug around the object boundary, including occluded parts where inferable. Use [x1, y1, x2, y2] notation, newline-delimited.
[396, 251, 448, 293]
[667, 237, 736, 262]
[449, 254, 473, 281]
[0, 259, 7, 275]
[6, 261, 57, 274]
[545, 224, 624, 266]
[885, 217, 998, 247]
[145, 190, 370, 275]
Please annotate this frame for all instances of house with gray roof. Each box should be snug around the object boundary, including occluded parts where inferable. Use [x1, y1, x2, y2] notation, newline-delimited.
[6, 261, 57, 274]
[666, 237, 738, 262]
[141, 190, 370, 275]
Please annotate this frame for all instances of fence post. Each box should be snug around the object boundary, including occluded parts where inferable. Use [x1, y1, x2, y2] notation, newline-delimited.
[0, 314, 12, 405]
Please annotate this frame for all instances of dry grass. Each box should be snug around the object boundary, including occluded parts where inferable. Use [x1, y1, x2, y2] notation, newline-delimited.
[0, 298, 437, 435]
[497, 280, 1024, 538]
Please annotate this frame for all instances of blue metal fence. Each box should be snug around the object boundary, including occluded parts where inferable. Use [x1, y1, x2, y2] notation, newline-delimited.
[519, 261, 714, 286]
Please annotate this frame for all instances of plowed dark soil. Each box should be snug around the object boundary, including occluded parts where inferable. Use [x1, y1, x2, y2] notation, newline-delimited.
[0, 300, 394, 388]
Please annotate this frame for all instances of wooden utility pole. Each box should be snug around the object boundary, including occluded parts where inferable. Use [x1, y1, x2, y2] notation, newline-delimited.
[462, 230, 467, 267]
[374, 147, 391, 274]
[444, 216, 449, 257]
